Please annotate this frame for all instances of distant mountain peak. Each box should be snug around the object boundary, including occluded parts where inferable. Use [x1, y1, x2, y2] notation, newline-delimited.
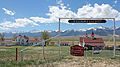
[97, 26, 105, 29]
[88, 27, 97, 30]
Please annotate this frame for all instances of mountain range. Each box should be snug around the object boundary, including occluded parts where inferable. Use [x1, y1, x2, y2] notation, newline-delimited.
[3, 26, 120, 38]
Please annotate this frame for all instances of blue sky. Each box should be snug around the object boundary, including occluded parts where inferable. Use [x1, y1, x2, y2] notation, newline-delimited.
[0, 0, 120, 32]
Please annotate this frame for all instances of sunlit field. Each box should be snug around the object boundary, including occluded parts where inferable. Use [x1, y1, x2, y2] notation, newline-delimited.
[0, 45, 120, 67]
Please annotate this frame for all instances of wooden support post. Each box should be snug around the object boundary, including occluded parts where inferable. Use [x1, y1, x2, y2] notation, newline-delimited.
[16, 48, 18, 61]
[58, 18, 61, 56]
[42, 40, 44, 57]
[20, 50, 23, 61]
[113, 18, 116, 56]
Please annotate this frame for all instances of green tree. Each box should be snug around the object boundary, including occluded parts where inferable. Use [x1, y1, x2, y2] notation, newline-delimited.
[12, 34, 16, 41]
[0, 33, 5, 41]
[34, 36, 39, 40]
[41, 31, 51, 45]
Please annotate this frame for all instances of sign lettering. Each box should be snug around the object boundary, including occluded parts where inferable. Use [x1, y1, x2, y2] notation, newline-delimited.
[70, 45, 84, 56]
[68, 20, 106, 23]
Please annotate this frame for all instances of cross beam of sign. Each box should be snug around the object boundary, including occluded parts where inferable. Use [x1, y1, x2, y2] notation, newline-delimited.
[68, 20, 106, 23]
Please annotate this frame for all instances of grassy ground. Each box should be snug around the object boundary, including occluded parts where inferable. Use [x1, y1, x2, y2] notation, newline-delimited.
[0, 45, 120, 67]
[52, 36, 120, 41]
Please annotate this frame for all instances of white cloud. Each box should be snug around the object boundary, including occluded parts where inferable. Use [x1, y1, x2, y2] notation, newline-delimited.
[0, 18, 39, 28]
[77, 4, 120, 20]
[32, 26, 34, 27]
[30, 3, 120, 24]
[15, 18, 39, 26]
[114, 0, 118, 4]
[1, 2, 120, 30]
[2, 8, 15, 16]
[0, 26, 9, 30]
[30, 6, 77, 23]
[30, 17, 53, 23]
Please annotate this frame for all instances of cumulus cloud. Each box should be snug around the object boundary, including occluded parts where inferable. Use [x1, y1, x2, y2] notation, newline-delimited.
[0, 18, 39, 28]
[0, 26, 9, 30]
[30, 3, 120, 23]
[77, 4, 120, 20]
[2, 8, 15, 16]
[30, 17, 54, 23]
[114, 0, 118, 4]
[15, 18, 39, 26]
[1, 2, 120, 30]
[30, 5, 77, 23]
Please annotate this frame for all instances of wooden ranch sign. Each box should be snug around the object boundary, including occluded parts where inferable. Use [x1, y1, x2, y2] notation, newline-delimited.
[70, 45, 84, 56]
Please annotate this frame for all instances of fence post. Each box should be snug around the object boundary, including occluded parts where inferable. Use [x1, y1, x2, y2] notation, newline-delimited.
[16, 48, 18, 61]
[20, 50, 23, 61]
[42, 40, 44, 57]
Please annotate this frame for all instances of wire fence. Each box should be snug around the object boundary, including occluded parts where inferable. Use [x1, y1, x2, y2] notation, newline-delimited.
[0, 31, 119, 66]
[18, 32, 120, 62]
[0, 41, 120, 67]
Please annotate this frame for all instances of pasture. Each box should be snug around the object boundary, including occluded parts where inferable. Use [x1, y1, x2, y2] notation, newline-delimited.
[0, 45, 120, 67]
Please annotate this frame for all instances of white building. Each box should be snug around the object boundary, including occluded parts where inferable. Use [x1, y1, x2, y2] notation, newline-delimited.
[15, 35, 29, 45]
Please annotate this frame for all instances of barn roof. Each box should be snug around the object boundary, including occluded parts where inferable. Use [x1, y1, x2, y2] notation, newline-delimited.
[80, 37, 105, 46]
[28, 40, 39, 43]
[15, 35, 21, 39]
[57, 41, 69, 44]
[15, 35, 29, 40]
[24, 35, 29, 40]
[61, 41, 69, 44]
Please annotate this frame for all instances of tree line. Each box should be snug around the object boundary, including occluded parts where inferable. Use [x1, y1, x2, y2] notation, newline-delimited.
[0, 31, 51, 45]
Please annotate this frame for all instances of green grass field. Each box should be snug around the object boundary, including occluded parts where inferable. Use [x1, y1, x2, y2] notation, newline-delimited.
[0, 45, 120, 67]
[52, 36, 120, 42]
